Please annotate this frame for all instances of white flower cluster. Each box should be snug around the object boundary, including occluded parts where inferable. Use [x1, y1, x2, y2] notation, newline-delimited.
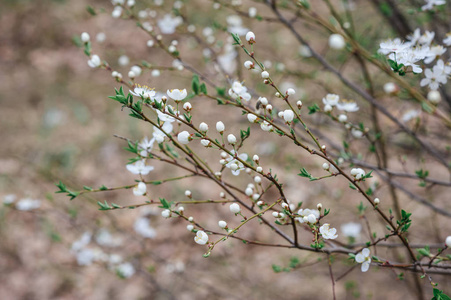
[379, 29, 451, 90]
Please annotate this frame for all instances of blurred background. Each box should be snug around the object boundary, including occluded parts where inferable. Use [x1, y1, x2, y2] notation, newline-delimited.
[1, 0, 450, 299]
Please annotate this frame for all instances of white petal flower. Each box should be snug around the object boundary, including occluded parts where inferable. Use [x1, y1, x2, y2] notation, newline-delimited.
[337, 101, 359, 112]
[16, 198, 41, 211]
[126, 160, 154, 175]
[167, 89, 187, 101]
[216, 121, 225, 132]
[341, 222, 362, 238]
[130, 84, 156, 98]
[157, 14, 183, 34]
[133, 182, 147, 196]
[354, 248, 372, 272]
[322, 94, 340, 106]
[134, 217, 156, 238]
[116, 262, 135, 278]
[319, 223, 338, 239]
[138, 136, 155, 157]
[194, 230, 209, 245]
[87, 55, 101, 68]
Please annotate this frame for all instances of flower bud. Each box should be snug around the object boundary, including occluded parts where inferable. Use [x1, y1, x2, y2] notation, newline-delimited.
[216, 121, 225, 133]
[445, 236, 451, 247]
[199, 122, 209, 132]
[245, 187, 253, 196]
[244, 60, 254, 69]
[282, 203, 289, 209]
[317, 203, 322, 210]
[229, 203, 241, 214]
[254, 176, 261, 183]
[247, 114, 257, 123]
[256, 166, 263, 173]
[329, 34, 346, 50]
[266, 104, 273, 112]
[258, 97, 268, 105]
[338, 114, 348, 123]
[200, 139, 210, 147]
[272, 212, 279, 218]
[324, 104, 332, 112]
[188, 216, 194, 222]
[246, 31, 256, 43]
[427, 90, 441, 104]
[286, 88, 296, 96]
[161, 209, 171, 218]
[296, 100, 303, 109]
[322, 163, 329, 170]
[227, 134, 237, 144]
[186, 224, 194, 231]
[283, 109, 295, 122]
[81, 32, 90, 43]
[128, 71, 136, 79]
[177, 131, 191, 144]
[185, 190, 192, 197]
[261, 71, 270, 79]
[256, 200, 263, 206]
[183, 102, 192, 111]
[218, 220, 227, 228]
[253, 154, 259, 162]
[374, 198, 380, 204]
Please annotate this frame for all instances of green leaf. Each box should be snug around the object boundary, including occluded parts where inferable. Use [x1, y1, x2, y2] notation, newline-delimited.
[308, 104, 320, 114]
[216, 87, 226, 97]
[160, 198, 170, 209]
[192, 75, 200, 95]
[272, 264, 282, 273]
[200, 83, 207, 94]
[86, 5, 97, 16]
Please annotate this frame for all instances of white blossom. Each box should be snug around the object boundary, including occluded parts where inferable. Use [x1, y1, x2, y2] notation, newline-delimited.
[134, 217, 157, 238]
[16, 198, 41, 211]
[167, 89, 187, 101]
[337, 101, 359, 112]
[322, 94, 340, 106]
[116, 262, 135, 278]
[87, 55, 101, 68]
[126, 160, 154, 175]
[421, 0, 446, 11]
[320, 224, 338, 239]
[194, 230, 209, 245]
[355, 248, 371, 272]
[157, 14, 183, 34]
[341, 222, 362, 238]
[130, 84, 156, 98]
[133, 182, 147, 196]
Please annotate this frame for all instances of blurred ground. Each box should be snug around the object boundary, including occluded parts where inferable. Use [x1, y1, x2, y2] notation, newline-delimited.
[1, 0, 450, 299]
